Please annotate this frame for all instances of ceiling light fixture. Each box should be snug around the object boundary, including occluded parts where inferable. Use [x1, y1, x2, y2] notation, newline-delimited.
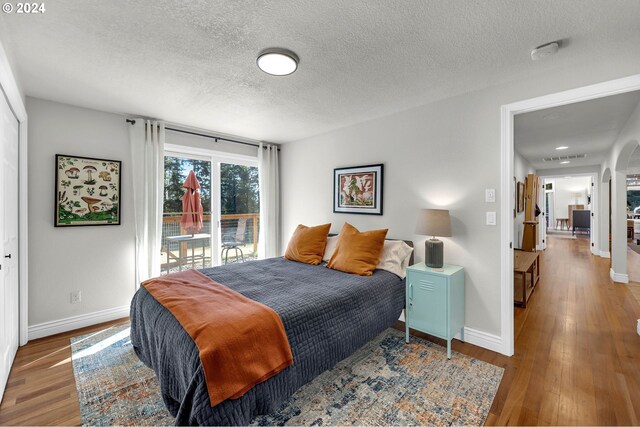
[556, 146, 569, 150]
[257, 48, 299, 76]
[560, 160, 570, 164]
[531, 41, 560, 61]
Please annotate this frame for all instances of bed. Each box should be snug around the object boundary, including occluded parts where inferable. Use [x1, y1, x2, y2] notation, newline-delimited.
[130, 254, 408, 425]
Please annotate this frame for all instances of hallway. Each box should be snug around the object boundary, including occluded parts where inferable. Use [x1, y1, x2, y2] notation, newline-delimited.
[488, 235, 640, 425]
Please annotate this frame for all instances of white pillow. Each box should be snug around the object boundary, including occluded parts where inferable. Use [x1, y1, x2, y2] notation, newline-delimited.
[376, 240, 413, 279]
[324, 236, 413, 278]
[322, 235, 339, 262]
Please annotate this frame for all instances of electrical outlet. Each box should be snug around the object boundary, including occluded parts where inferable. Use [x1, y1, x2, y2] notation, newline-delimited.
[70, 290, 81, 304]
[637, 319, 640, 336]
[485, 188, 496, 203]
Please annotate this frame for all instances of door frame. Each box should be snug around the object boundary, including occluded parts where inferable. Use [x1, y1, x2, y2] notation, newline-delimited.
[539, 173, 599, 250]
[500, 73, 640, 356]
[0, 43, 28, 346]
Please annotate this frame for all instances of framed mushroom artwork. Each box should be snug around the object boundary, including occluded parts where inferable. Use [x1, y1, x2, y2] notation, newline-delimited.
[55, 154, 122, 226]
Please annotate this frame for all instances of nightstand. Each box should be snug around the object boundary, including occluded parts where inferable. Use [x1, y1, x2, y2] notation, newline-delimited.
[405, 263, 464, 359]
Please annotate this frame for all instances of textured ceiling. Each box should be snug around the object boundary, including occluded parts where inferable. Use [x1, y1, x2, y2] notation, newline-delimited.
[628, 146, 640, 171]
[515, 90, 640, 170]
[1, 0, 640, 143]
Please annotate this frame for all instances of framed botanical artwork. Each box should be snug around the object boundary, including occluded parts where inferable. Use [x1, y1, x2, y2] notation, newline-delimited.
[517, 181, 525, 213]
[55, 154, 122, 227]
[333, 164, 383, 215]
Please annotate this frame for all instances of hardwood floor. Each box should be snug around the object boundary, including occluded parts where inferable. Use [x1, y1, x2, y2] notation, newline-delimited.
[0, 318, 129, 426]
[0, 236, 639, 425]
[490, 236, 640, 425]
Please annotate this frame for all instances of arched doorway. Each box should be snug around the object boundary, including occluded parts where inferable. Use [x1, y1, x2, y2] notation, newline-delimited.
[612, 140, 640, 282]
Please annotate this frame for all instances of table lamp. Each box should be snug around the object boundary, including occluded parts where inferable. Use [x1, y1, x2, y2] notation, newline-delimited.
[416, 209, 451, 269]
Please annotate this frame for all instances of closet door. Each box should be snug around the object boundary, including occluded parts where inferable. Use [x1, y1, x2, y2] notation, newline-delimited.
[0, 88, 19, 403]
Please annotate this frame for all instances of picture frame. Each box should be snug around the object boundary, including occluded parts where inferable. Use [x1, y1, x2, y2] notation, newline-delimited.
[55, 154, 122, 227]
[333, 164, 383, 215]
[517, 181, 525, 213]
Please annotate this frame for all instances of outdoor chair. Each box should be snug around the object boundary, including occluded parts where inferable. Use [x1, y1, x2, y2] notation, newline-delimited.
[221, 217, 247, 264]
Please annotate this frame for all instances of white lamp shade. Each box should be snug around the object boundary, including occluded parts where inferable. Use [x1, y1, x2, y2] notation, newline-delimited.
[416, 209, 451, 237]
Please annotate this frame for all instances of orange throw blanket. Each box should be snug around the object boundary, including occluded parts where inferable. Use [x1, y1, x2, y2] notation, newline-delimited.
[143, 269, 294, 407]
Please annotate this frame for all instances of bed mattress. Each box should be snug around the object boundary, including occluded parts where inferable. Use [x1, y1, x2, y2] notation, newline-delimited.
[130, 257, 405, 425]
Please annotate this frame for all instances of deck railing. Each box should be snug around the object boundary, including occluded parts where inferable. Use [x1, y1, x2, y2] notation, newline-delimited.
[161, 213, 260, 260]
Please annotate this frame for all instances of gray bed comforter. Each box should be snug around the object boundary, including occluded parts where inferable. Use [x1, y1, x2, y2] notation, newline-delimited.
[130, 257, 405, 426]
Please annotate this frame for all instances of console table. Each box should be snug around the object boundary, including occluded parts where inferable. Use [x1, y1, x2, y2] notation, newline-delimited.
[514, 250, 540, 308]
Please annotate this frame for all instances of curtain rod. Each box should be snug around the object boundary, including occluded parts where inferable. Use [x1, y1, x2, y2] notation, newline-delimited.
[125, 119, 279, 151]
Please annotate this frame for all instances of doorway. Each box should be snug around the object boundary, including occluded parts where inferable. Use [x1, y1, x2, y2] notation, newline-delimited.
[542, 175, 595, 245]
[0, 88, 19, 402]
[500, 74, 640, 357]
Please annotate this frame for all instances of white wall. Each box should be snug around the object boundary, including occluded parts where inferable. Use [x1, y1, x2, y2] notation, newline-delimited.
[0, 39, 24, 105]
[27, 97, 136, 326]
[165, 127, 259, 158]
[26, 97, 262, 330]
[551, 176, 591, 219]
[601, 98, 640, 279]
[281, 64, 640, 338]
[513, 150, 535, 248]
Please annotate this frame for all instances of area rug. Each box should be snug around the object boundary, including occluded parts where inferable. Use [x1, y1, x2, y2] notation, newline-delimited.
[71, 325, 503, 426]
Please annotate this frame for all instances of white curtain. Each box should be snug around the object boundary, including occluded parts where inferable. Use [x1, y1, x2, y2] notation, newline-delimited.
[258, 143, 280, 259]
[129, 119, 165, 285]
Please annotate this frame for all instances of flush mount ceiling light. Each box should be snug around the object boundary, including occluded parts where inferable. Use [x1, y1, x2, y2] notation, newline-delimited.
[257, 48, 299, 76]
[531, 41, 560, 61]
[556, 146, 569, 150]
[560, 160, 571, 164]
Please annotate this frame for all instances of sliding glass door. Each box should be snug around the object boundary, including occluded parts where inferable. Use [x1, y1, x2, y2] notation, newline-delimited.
[219, 162, 260, 264]
[161, 147, 259, 273]
[162, 153, 213, 273]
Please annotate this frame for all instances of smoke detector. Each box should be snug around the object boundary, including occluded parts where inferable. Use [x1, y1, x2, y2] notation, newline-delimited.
[531, 41, 560, 61]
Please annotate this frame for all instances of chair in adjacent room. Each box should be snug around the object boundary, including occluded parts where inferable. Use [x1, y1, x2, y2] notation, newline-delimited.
[221, 218, 248, 264]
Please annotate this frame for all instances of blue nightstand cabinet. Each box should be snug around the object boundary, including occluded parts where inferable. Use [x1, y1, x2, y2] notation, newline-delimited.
[405, 263, 465, 359]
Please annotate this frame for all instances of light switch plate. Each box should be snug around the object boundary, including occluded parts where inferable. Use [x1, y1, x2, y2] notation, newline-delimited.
[485, 188, 496, 203]
[486, 212, 497, 226]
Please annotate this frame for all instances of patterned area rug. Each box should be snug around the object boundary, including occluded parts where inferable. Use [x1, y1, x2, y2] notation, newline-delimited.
[71, 325, 503, 426]
[71, 325, 174, 426]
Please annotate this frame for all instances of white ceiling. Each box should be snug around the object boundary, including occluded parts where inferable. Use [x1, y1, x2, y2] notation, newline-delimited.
[629, 145, 640, 171]
[515, 90, 640, 170]
[1, 0, 640, 143]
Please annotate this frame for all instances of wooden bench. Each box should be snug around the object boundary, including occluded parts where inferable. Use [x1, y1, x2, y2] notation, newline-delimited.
[514, 250, 541, 308]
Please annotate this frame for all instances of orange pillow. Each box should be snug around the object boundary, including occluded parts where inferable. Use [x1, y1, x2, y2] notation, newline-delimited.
[327, 223, 388, 276]
[284, 223, 332, 265]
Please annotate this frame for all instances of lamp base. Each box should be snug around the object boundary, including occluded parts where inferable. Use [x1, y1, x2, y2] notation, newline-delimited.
[425, 238, 444, 268]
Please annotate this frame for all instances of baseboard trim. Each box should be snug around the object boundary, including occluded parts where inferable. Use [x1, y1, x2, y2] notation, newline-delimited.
[599, 250, 611, 258]
[403, 317, 504, 355]
[28, 305, 129, 341]
[610, 268, 629, 284]
[460, 326, 504, 354]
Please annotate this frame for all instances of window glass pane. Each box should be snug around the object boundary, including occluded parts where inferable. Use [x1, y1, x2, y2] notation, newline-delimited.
[162, 155, 212, 273]
[220, 163, 260, 263]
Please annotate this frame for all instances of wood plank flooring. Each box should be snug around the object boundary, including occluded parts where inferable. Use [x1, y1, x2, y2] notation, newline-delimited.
[0, 318, 129, 425]
[0, 236, 639, 425]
